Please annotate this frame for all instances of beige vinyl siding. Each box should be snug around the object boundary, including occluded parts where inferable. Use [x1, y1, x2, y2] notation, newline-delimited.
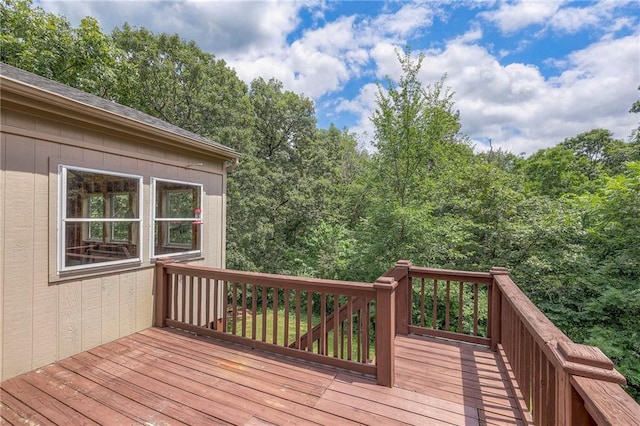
[1, 107, 229, 380]
[0, 132, 5, 377]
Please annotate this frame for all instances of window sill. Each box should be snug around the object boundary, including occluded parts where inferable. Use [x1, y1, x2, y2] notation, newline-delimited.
[49, 261, 150, 285]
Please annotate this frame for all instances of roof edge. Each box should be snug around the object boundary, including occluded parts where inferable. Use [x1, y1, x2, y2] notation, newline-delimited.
[1, 64, 240, 161]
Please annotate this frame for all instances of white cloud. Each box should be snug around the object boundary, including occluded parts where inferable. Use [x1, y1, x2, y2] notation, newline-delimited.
[548, 0, 637, 34]
[356, 29, 639, 154]
[38, 0, 305, 55]
[34, 0, 639, 155]
[372, 1, 436, 38]
[481, 0, 564, 34]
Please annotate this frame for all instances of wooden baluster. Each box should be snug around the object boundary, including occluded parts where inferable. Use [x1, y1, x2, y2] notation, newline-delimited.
[420, 277, 426, 327]
[284, 289, 290, 347]
[348, 297, 353, 361]
[473, 283, 479, 336]
[445, 280, 450, 331]
[211, 278, 225, 331]
[307, 291, 313, 352]
[172, 274, 178, 321]
[458, 282, 464, 333]
[533, 343, 542, 424]
[295, 290, 301, 349]
[181, 275, 187, 323]
[340, 319, 345, 359]
[432, 279, 438, 328]
[272, 287, 279, 345]
[356, 303, 362, 362]
[320, 293, 326, 355]
[362, 300, 370, 363]
[241, 283, 247, 337]
[486, 281, 492, 339]
[196, 276, 202, 326]
[251, 284, 258, 340]
[261, 286, 268, 342]
[222, 280, 228, 333]
[333, 294, 339, 358]
[189, 275, 195, 325]
[205, 278, 211, 329]
[231, 282, 238, 335]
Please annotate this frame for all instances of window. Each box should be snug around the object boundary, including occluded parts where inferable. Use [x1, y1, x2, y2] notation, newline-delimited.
[59, 166, 142, 271]
[152, 178, 202, 257]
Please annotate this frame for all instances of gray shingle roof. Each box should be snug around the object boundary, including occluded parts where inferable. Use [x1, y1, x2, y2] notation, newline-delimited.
[1, 62, 239, 158]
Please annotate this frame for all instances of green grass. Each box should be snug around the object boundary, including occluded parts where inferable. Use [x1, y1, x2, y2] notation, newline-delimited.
[225, 308, 374, 361]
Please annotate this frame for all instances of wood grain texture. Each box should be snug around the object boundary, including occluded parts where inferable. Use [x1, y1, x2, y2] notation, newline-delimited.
[572, 376, 640, 426]
[1, 328, 525, 425]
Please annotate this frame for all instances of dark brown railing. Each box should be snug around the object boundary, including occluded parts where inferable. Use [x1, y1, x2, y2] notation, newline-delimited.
[154, 260, 397, 386]
[155, 259, 640, 424]
[387, 261, 639, 426]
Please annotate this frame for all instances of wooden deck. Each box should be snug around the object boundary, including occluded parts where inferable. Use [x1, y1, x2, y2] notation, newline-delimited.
[1, 327, 523, 425]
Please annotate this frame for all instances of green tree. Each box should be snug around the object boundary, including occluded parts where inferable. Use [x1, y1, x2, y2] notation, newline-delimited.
[110, 24, 252, 149]
[371, 47, 461, 208]
[1, 0, 121, 96]
[351, 47, 470, 280]
[228, 78, 330, 274]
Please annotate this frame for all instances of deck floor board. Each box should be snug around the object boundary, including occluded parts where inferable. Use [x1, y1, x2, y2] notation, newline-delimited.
[1, 328, 524, 425]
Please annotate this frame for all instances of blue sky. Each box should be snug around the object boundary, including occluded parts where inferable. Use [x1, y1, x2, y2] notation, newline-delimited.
[37, 0, 640, 154]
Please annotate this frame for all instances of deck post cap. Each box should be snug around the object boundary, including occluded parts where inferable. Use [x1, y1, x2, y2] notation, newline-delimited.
[490, 266, 510, 275]
[374, 276, 398, 289]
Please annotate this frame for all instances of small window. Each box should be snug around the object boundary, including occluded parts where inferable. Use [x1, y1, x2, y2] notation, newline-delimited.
[152, 178, 202, 258]
[59, 166, 142, 272]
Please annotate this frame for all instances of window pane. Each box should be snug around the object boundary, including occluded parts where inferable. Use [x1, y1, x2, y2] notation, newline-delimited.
[64, 222, 139, 267]
[111, 221, 132, 242]
[155, 181, 200, 219]
[88, 221, 104, 240]
[111, 193, 131, 218]
[66, 169, 139, 219]
[61, 167, 141, 271]
[153, 221, 200, 256]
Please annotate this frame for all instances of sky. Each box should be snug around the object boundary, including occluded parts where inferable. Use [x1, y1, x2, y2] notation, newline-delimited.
[36, 0, 640, 155]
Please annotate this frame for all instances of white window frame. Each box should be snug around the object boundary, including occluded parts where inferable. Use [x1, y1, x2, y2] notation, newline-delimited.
[58, 165, 143, 272]
[151, 177, 203, 259]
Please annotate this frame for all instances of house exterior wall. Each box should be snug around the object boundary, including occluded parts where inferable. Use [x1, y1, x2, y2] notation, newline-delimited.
[1, 106, 229, 381]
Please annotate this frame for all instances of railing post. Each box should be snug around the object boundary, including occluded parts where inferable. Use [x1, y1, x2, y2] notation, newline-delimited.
[490, 267, 508, 351]
[374, 276, 397, 387]
[154, 259, 172, 328]
[394, 260, 412, 336]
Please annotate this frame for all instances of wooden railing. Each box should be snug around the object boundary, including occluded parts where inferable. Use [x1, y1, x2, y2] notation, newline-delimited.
[386, 260, 494, 346]
[386, 260, 640, 426]
[154, 259, 640, 423]
[154, 260, 397, 386]
[489, 267, 638, 426]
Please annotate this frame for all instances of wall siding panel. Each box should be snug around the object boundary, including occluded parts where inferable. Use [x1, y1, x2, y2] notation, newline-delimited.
[119, 273, 137, 336]
[101, 274, 120, 344]
[32, 140, 61, 368]
[80, 278, 102, 351]
[1, 86, 230, 380]
[2, 135, 35, 378]
[135, 269, 154, 331]
[0, 133, 5, 376]
[58, 281, 81, 359]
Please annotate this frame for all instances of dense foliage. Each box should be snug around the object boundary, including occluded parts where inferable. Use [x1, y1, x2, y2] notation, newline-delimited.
[3, 0, 639, 401]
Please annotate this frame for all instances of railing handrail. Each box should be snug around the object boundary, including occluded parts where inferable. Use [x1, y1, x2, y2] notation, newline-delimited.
[163, 263, 377, 296]
[409, 265, 493, 284]
[492, 272, 626, 385]
[490, 268, 637, 425]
